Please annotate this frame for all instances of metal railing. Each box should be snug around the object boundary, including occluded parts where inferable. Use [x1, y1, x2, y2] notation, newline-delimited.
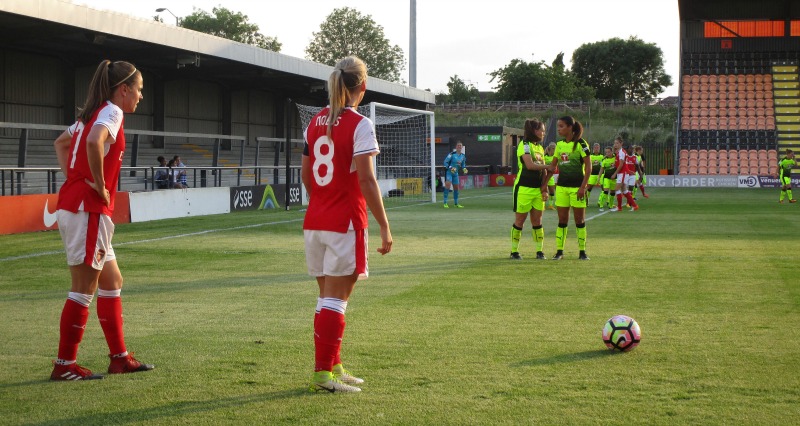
[0, 165, 302, 196]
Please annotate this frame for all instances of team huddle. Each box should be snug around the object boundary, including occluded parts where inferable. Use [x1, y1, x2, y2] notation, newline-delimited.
[508, 118, 650, 261]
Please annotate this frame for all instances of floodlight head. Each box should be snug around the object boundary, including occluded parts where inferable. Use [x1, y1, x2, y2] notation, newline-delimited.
[156, 8, 166, 12]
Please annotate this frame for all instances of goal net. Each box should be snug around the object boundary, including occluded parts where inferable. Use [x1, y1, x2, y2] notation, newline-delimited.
[296, 102, 436, 203]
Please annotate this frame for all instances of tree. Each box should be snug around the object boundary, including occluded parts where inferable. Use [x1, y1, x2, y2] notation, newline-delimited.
[180, 7, 281, 52]
[488, 57, 594, 102]
[571, 37, 672, 102]
[437, 75, 480, 103]
[305, 7, 405, 83]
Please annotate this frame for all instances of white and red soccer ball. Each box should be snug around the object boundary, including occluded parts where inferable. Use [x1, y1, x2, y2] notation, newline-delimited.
[602, 315, 641, 352]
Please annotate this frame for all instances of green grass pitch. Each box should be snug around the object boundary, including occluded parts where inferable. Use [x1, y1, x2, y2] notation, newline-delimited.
[0, 187, 798, 425]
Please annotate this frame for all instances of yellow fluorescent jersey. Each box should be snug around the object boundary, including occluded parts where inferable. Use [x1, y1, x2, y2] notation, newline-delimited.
[514, 141, 546, 188]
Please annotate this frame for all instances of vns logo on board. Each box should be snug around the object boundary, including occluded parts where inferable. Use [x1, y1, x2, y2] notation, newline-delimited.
[233, 189, 253, 208]
[738, 176, 760, 188]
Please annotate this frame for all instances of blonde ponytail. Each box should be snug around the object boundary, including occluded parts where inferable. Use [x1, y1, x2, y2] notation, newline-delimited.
[325, 56, 367, 140]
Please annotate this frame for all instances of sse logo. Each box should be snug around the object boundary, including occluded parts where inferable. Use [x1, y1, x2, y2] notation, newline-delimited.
[496, 176, 506, 186]
[233, 190, 253, 208]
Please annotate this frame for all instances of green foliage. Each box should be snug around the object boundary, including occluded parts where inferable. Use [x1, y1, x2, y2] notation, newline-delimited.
[489, 57, 595, 101]
[180, 7, 282, 51]
[436, 75, 480, 103]
[572, 37, 672, 102]
[1, 189, 799, 424]
[305, 7, 405, 83]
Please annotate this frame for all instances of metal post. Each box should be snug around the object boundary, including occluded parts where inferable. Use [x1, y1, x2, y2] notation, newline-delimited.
[17, 128, 28, 167]
[284, 98, 292, 210]
[254, 138, 261, 185]
[238, 138, 244, 187]
[130, 134, 139, 176]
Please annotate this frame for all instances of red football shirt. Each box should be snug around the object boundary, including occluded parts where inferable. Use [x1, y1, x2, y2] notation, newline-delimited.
[623, 153, 638, 175]
[302, 107, 379, 233]
[57, 101, 125, 216]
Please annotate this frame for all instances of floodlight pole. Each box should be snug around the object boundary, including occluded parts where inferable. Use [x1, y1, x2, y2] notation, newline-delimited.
[409, 0, 417, 87]
[155, 8, 179, 25]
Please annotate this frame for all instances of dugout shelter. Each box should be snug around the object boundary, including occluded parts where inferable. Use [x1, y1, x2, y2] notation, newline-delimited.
[0, 1, 434, 171]
[677, 0, 800, 176]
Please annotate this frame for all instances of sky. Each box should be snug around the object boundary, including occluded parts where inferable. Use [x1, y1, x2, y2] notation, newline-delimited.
[73, 0, 681, 97]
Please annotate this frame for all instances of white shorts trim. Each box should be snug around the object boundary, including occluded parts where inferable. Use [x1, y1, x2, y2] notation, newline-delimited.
[57, 210, 115, 270]
[304, 229, 368, 278]
[622, 173, 637, 187]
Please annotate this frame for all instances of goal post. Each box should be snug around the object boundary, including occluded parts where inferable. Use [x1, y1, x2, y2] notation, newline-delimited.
[296, 102, 436, 203]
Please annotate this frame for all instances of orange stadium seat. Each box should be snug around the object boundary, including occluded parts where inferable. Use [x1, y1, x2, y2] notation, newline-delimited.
[699, 117, 709, 128]
[749, 166, 760, 175]
[747, 119, 757, 130]
[738, 108, 748, 118]
[688, 157, 699, 167]
[709, 99, 718, 109]
[765, 107, 774, 116]
[749, 157, 760, 167]
[755, 82, 764, 92]
[757, 117, 766, 128]
[718, 149, 728, 160]
[768, 149, 778, 161]
[746, 83, 755, 92]
[680, 149, 689, 159]
[679, 164, 689, 175]
[708, 118, 718, 130]
[736, 150, 747, 161]
[765, 98, 774, 109]
[737, 82, 746, 92]
[747, 108, 756, 117]
[718, 159, 729, 169]
[700, 99, 709, 109]
[691, 75, 700, 84]
[698, 166, 709, 174]
[759, 166, 770, 175]
[730, 165, 742, 175]
[758, 149, 767, 160]
[738, 91, 748, 101]
[700, 75, 709, 84]
[691, 91, 701, 101]
[756, 99, 765, 108]
[728, 150, 739, 161]
[768, 160, 778, 170]
[700, 91, 709, 101]
[700, 108, 709, 117]
[764, 82, 773, 92]
[718, 91, 728, 101]
[718, 75, 728, 84]
[747, 99, 756, 109]
[709, 75, 718, 84]
[690, 118, 700, 129]
[746, 91, 755, 100]
[682, 75, 691, 84]
[689, 165, 699, 174]
[746, 74, 755, 84]
[748, 149, 758, 159]
[681, 121, 691, 130]
[754, 74, 764, 83]
[698, 149, 708, 159]
[727, 117, 737, 128]
[737, 75, 746, 84]
[708, 149, 718, 160]
[691, 99, 700, 109]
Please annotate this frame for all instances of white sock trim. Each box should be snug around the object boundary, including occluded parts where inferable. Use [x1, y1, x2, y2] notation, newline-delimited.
[67, 292, 93, 307]
[315, 297, 323, 314]
[97, 288, 121, 298]
[320, 297, 348, 315]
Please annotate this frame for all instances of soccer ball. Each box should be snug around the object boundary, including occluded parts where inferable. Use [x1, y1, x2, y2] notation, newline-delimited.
[602, 315, 641, 352]
[462, 168, 468, 174]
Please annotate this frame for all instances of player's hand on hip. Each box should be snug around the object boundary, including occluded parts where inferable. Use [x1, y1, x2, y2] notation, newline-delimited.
[85, 178, 110, 206]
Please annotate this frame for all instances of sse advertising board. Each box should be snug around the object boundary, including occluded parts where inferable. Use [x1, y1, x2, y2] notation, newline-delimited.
[230, 184, 302, 211]
[0, 192, 131, 235]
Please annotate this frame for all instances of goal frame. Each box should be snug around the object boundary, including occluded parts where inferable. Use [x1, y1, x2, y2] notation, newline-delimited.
[368, 102, 436, 203]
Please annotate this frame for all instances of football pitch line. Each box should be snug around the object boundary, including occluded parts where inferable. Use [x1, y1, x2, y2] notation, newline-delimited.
[0, 191, 609, 263]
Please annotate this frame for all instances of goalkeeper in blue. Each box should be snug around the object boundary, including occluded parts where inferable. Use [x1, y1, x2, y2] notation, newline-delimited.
[443, 142, 467, 208]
